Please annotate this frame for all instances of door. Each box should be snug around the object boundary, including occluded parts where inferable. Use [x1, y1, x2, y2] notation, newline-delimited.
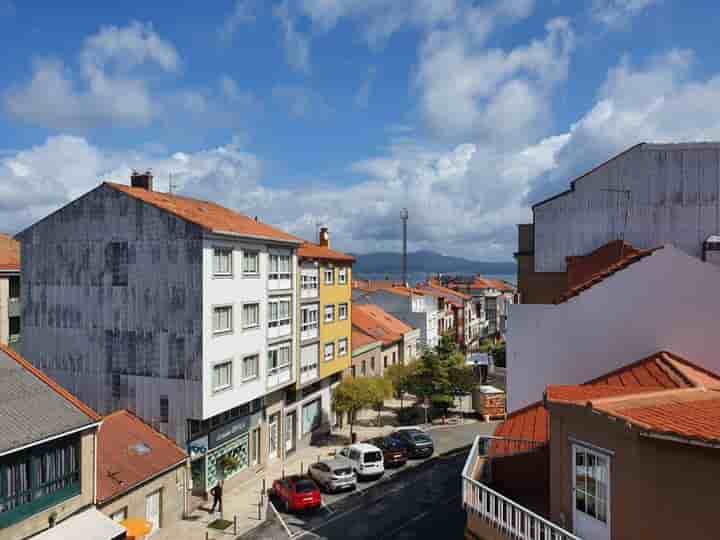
[269, 414, 279, 460]
[285, 411, 297, 454]
[145, 489, 161, 535]
[572, 444, 611, 540]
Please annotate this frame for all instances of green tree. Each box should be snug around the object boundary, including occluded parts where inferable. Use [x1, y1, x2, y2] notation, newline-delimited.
[367, 376, 394, 426]
[384, 362, 415, 410]
[332, 378, 375, 440]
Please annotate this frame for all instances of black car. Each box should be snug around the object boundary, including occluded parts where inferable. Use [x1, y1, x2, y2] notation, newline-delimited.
[389, 429, 434, 459]
[366, 436, 408, 467]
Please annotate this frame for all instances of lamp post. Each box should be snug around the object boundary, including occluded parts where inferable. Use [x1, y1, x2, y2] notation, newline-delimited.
[400, 208, 408, 286]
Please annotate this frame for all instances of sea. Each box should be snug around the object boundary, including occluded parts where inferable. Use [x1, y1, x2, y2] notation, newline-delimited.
[355, 271, 517, 286]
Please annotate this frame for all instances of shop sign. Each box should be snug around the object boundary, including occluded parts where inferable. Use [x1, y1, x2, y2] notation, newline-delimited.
[188, 435, 209, 459]
[209, 416, 250, 449]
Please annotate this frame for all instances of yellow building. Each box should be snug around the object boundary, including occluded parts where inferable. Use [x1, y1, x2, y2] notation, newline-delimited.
[286, 227, 353, 454]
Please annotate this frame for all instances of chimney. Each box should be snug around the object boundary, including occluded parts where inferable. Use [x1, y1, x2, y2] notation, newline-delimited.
[131, 170, 153, 191]
[319, 226, 330, 248]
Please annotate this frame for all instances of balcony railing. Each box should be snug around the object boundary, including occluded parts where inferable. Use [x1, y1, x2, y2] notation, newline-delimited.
[462, 435, 581, 540]
[267, 364, 293, 389]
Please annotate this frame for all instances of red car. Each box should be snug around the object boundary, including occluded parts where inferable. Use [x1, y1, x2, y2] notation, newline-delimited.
[271, 475, 322, 512]
[367, 436, 408, 467]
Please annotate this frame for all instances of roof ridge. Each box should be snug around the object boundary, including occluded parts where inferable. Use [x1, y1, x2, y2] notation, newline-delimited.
[583, 386, 699, 408]
[656, 352, 696, 388]
[0, 342, 101, 421]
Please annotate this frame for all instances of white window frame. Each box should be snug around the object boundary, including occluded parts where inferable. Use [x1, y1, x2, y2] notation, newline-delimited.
[268, 344, 291, 374]
[242, 354, 259, 382]
[269, 254, 292, 280]
[324, 304, 335, 323]
[268, 298, 292, 328]
[301, 304, 319, 333]
[338, 338, 348, 356]
[301, 272, 319, 291]
[324, 267, 335, 285]
[338, 267, 347, 284]
[242, 302, 260, 329]
[212, 305, 233, 335]
[212, 360, 233, 393]
[338, 303, 348, 320]
[213, 247, 233, 277]
[242, 250, 260, 276]
[324, 342, 335, 362]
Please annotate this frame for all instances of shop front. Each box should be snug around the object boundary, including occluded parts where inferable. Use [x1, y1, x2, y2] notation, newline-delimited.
[188, 410, 262, 493]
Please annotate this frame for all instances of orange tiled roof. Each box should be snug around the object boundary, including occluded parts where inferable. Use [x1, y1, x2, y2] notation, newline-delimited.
[0, 342, 101, 422]
[0, 233, 20, 272]
[352, 327, 381, 351]
[447, 276, 515, 293]
[298, 242, 355, 263]
[424, 279, 473, 300]
[105, 182, 302, 244]
[352, 304, 409, 346]
[352, 280, 425, 297]
[97, 409, 187, 504]
[554, 244, 663, 304]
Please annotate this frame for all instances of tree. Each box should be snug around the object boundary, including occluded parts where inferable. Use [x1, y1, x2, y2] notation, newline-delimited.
[332, 378, 375, 440]
[367, 377, 393, 426]
[384, 363, 415, 410]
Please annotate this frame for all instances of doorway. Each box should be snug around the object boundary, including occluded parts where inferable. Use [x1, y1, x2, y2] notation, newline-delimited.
[572, 444, 611, 540]
[269, 413, 279, 460]
[285, 410, 297, 455]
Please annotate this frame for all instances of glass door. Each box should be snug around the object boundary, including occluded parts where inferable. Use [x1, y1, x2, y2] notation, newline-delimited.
[572, 444, 611, 540]
[285, 411, 296, 454]
[269, 414, 279, 460]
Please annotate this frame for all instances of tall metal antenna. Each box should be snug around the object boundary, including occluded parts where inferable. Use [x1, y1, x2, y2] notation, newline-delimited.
[169, 172, 178, 194]
[400, 208, 409, 286]
[602, 188, 632, 259]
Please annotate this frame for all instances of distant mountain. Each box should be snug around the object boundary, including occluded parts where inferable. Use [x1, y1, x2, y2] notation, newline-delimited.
[352, 250, 516, 276]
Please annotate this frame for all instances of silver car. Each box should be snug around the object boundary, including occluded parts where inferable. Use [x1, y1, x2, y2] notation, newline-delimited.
[308, 457, 356, 493]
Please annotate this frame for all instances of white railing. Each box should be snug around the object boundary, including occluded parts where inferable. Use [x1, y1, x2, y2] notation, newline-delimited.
[462, 435, 581, 540]
[267, 364, 293, 388]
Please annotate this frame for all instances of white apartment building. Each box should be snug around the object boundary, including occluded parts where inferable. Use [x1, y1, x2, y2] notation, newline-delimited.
[17, 173, 302, 494]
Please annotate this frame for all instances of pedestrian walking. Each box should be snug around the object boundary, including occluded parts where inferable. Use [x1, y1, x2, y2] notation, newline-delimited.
[210, 480, 223, 514]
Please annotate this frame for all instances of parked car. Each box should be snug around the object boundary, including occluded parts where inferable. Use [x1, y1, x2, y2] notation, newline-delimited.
[271, 475, 322, 512]
[390, 428, 435, 459]
[366, 436, 408, 468]
[308, 457, 357, 493]
[338, 443, 384, 480]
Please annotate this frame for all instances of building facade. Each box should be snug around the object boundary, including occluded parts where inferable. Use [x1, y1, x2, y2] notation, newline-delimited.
[0, 234, 21, 347]
[351, 304, 413, 375]
[446, 276, 516, 337]
[17, 175, 303, 494]
[347, 328, 383, 379]
[418, 280, 478, 350]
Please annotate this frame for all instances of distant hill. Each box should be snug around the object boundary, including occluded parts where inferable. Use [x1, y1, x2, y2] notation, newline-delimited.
[352, 250, 516, 275]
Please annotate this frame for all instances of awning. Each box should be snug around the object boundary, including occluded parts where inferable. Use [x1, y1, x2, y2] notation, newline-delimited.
[33, 508, 126, 540]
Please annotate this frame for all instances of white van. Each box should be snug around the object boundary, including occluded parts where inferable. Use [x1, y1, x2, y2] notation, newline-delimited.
[338, 443, 384, 480]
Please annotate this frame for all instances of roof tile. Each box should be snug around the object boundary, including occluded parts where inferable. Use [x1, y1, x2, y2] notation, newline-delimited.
[0, 233, 20, 272]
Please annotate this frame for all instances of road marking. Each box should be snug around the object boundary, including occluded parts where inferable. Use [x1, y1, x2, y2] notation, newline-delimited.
[268, 500, 294, 539]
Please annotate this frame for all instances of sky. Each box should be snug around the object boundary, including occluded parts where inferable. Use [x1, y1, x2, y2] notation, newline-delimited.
[2, 1, 720, 261]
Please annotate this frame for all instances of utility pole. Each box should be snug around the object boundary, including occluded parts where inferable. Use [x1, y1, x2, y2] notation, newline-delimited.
[169, 172, 178, 194]
[400, 208, 409, 286]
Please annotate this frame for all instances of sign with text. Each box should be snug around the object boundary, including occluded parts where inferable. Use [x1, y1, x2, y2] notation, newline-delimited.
[188, 435, 209, 460]
[209, 416, 250, 449]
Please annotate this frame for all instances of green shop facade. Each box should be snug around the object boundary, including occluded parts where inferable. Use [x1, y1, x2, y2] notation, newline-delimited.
[188, 408, 262, 493]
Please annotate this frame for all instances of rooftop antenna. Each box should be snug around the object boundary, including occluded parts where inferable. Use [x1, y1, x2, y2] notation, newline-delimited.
[602, 188, 632, 259]
[400, 208, 409, 286]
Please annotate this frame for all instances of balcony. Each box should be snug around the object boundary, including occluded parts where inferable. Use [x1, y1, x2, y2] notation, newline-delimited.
[300, 322, 319, 341]
[267, 364, 293, 389]
[268, 321, 292, 340]
[269, 274, 292, 291]
[300, 363, 319, 384]
[462, 435, 580, 540]
[301, 286, 319, 299]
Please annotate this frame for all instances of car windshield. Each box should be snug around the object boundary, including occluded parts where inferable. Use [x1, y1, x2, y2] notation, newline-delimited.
[384, 438, 402, 449]
[411, 433, 431, 442]
[333, 467, 352, 476]
[295, 480, 316, 493]
[363, 451, 382, 463]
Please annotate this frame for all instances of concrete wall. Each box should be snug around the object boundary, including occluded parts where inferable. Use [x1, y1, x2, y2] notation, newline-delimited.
[349, 343, 383, 378]
[549, 402, 720, 540]
[507, 246, 720, 411]
[99, 463, 188, 532]
[0, 430, 96, 540]
[534, 143, 720, 273]
[380, 342, 400, 374]
[18, 184, 204, 443]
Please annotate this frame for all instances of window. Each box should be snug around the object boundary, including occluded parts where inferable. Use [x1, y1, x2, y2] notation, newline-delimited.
[8, 276, 19, 299]
[213, 306, 233, 334]
[242, 251, 260, 275]
[160, 395, 169, 423]
[301, 273, 319, 291]
[302, 399, 322, 435]
[212, 361, 233, 392]
[324, 305, 335, 323]
[324, 268, 334, 285]
[370, 356, 375, 371]
[242, 355, 259, 381]
[301, 305, 319, 333]
[268, 345, 291, 373]
[384, 355, 388, 369]
[338, 338, 348, 356]
[269, 254, 291, 280]
[242, 303, 260, 329]
[338, 267, 347, 284]
[574, 446, 610, 524]
[268, 299, 291, 327]
[324, 342, 335, 361]
[213, 247, 233, 276]
[338, 303, 348, 320]
[392, 351, 397, 364]
[111, 508, 128, 523]
[362, 360, 367, 375]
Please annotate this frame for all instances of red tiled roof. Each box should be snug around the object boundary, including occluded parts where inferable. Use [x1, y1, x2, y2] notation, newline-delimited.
[105, 182, 302, 244]
[446, 276, 515, 293]
[0, 342, 101, 421]
[352, 304, 409, 346]
[352, 327, 381, 351]
[0, 233, 20, 272]
[97, 409, 187, 504]
[495, 401, 549, 443]
[424, 279, 472, 300]
[297, 242, 355, 263]
[352, 280, 425, 297]
[546, 385, 664, 403]
[554, 244, 663, 304]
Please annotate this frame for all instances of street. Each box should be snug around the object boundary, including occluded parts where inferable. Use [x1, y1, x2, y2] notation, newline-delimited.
[242, 421, 495, 540]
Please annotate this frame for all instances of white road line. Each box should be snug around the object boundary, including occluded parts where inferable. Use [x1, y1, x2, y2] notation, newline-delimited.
[269, 500, 294, 539]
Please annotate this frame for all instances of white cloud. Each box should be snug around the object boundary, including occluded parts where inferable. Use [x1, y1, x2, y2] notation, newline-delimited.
[591, 0, 658, 28]
[5, 21, 179, 128]
[219, 0, 256, 43]
[272, 85, 329, 118]
[273, 1, 311, 74]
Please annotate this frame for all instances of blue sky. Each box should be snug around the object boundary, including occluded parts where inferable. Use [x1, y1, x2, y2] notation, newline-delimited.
[2, 0, 720, 260]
